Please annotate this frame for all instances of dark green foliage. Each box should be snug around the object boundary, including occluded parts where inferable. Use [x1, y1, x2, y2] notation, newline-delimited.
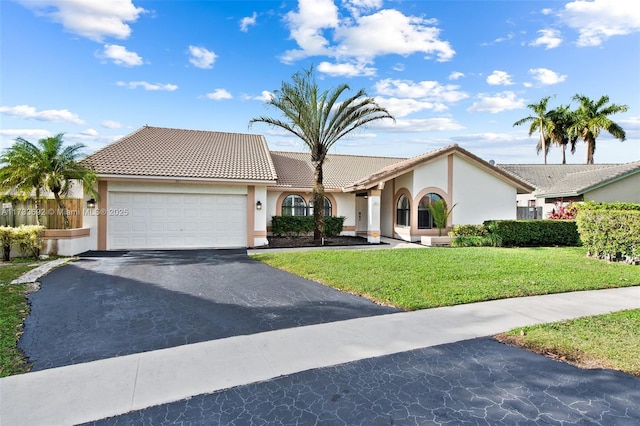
[576, 205, 640, 263]
[324, 216, 346, 237]
[451, 236, 489, 247]
[483, 220, 581, 247]
[271, 216, 345, 238]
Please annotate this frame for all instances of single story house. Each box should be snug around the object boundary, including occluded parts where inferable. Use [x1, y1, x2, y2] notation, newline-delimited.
[499, 162, 640, 218]
[58, 126, 533, 253]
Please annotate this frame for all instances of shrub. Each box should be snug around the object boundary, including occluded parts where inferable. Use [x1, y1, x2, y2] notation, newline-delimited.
[483, 220, 580, 247]
[576, 204, 640, 264]
[271, 216, 345, 238]
[451, 236, 488, 247]
[448, 224, 487, 237]
[0, 225, 44, 260]
[548, 201, 578, 220]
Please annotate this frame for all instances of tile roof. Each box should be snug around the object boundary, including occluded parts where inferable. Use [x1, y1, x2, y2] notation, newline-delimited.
[498, 162, 640, 196]
[269, 151, 402, 190]
[344, 144, 535, 193]
[82, 126, 278, 181]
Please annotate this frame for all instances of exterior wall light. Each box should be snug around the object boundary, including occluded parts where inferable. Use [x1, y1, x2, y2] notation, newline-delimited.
[87, 198, 96, 209]
[256, 201, 262, 210]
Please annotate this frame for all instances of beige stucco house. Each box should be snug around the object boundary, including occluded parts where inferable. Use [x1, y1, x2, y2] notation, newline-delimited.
[51, 126, 534, 254]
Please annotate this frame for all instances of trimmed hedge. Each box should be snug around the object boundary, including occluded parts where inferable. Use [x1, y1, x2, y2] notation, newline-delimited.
[271, 216, 346, 238]
[483, 220, 581, 247]
[576, 204, 640, 263]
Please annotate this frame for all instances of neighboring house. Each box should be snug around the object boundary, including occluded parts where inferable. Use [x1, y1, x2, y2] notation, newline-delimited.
[499, 162, 640, 218]
[71, 126, 533, 252]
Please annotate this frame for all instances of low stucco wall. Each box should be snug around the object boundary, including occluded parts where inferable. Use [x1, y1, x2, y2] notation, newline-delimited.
[42, 228, 92, 256]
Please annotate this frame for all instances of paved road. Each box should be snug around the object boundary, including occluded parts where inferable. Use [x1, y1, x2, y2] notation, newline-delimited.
[86, 337, 640, 425]
[19, 249, 398, 371]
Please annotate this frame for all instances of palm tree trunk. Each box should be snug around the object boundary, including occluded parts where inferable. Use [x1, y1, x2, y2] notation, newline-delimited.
[34, 188, 41, 227]
[312, 161, 325, 243]
[587, 138, 595, 164]
[540, 132, 547, 164]
[561, 144, 567, 164]
[53, 191, 70, 229]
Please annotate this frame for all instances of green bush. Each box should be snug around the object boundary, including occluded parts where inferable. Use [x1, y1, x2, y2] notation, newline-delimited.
[271, 216, 345, 238]
[449, 224, 487, 237]
[451, 236, 489, 247]
[0, 225, 44, 260]
[483, 220, 580, 247]
[576, 205, 640, 263]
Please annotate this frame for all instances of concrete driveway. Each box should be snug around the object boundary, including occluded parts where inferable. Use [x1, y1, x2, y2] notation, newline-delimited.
[19, 249, 399, 371]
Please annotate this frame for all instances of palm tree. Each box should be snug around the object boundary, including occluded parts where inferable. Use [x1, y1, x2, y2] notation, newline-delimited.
[571, 94, 629, 164]
[546, 105, 579, 164]
[0, 133, 97, 229]
[513, 95, 554, 164]
[250, 66, 394, 242]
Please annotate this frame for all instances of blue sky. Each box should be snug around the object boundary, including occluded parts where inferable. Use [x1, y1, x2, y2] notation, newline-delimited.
[1, 0, 639, 164]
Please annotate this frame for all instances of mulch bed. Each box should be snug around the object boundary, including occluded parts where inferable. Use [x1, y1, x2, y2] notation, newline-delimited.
[260, 236, 380, 249]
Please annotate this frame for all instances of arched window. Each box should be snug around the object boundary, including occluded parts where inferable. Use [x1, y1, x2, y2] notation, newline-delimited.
[396, 194, 410, 227]
[309, 197, 332, 216]
[282, 194, 307, 216]
[418, 193, 444, 229]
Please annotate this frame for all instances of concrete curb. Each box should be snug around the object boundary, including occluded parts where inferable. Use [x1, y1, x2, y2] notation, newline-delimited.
[9, 258, 73, 285]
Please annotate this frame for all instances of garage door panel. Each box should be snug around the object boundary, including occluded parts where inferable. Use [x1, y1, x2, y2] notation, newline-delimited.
[108, 191, 247, 250]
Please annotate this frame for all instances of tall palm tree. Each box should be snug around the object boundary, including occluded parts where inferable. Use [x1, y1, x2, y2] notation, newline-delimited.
[571, 94, 629, 164]
[513, 95, 554, 164]
[0, 133, 97, 229]
[250, 67, 394, 242]
[546, 105, 579, 164]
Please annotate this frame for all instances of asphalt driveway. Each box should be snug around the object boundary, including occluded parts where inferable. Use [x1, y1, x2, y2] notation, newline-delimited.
[19, 249, 399, 371]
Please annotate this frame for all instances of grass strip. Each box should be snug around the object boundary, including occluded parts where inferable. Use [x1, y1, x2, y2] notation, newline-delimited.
[0, 264, 39, 377]
[497, 309, 640, 377]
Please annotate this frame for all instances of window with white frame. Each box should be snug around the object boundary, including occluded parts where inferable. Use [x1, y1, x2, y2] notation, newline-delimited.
[281, 194, 307, 216]
[396, 194, 410, 227]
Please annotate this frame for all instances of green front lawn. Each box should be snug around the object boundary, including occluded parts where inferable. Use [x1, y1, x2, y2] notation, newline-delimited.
[251, 247, 639, 310]
[0, 263, 39, 377]
[498, 309, 640, 377]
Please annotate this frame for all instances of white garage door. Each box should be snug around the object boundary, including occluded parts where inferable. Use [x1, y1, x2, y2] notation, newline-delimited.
[108, 192, 247, 250]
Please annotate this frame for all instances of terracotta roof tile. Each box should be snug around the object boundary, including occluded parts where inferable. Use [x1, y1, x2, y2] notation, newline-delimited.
[82, 126, 278, 181]
[270, 151, 402, 189]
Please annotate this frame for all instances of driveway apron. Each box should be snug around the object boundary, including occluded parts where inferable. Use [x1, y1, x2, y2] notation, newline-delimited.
[19, 249, 399, 371]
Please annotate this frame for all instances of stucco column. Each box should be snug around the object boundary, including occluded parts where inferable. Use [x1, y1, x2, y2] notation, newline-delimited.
[367, 189, 381, 244]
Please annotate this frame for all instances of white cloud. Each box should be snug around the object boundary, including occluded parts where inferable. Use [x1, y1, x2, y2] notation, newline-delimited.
[486, 70, 514, 86]
[116, 81, 178, 91]
[529, 68, 567, 85]
[375, 97, 446, 118]
[205, 89, 232, 100]
[449, 71, 464, 80]
[17, 0, 145, 42]
[281, 0, 340, 61]
[317, 61, 376, 77]
[559, 0, 640, 47]
[530, 29, 563, 49]
[0, 104, 84, 125]
[281, 2, 455, 65]
[342, 0, 383, 17]
[376, 117, 464, 133]
[467, 91, 526, 113]
[99, 44, 143, 66]
[101, 120, 122, 129]
[188, 46, 216, 69]
[0, 129, 53, 149]
[240, 12, 257, 32]
[374, 79, 468, 103]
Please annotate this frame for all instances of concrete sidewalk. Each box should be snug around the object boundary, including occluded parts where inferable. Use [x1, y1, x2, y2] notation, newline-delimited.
[1, 286, 639, 426]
